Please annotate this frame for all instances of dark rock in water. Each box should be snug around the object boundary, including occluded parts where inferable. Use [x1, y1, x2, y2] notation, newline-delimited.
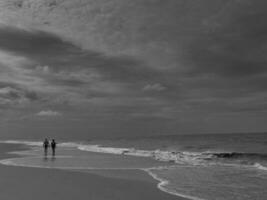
[122, 150, 129, 154]
[213, 152, 267, 160]
[214, 152, 241, 159]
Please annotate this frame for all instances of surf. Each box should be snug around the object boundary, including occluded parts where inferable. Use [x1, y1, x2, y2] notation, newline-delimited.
[1, 139, 267, 200]
[1, 140, 267, 171]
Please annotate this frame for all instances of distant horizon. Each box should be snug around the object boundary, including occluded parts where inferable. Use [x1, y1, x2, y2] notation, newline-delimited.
[0, 131, 266, 142]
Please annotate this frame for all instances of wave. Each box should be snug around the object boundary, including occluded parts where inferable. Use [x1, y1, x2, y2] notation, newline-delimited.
[77, 144, 216, 164]
[0, 140, 266, 200]
[1, 140, 267, 171]
[253, 163, 267, 171]
[212, 152, 267, 160]
[76, 145, 267, 172]
[144, 168, 206, 200]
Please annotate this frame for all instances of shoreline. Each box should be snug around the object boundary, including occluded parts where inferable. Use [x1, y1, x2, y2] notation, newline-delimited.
[144, 168, 205, 200]
[0, 143, 188, 200]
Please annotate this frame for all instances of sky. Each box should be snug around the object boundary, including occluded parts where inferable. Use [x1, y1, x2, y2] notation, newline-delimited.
[0, 0, 267, 139]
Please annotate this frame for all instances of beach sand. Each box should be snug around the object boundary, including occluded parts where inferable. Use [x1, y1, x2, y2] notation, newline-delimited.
[0, 144, 186, 200]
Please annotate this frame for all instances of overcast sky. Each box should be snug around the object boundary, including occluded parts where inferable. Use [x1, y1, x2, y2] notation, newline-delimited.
[0, 0, 267, 139]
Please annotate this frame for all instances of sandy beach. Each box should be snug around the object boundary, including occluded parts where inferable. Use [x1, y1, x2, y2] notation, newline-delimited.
[0, 144, 185, 200]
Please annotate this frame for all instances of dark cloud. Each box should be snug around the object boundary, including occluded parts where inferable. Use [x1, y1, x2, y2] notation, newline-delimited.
[0, 85, 39, 105]
[0, 26, 171, 119]
[0, 26, 73, 58]
[24, 91, 39, 101]
[184, 1, 267, 78]
[0, 26, 161, 85]
[1, 23, 265, 114]
[1, 1, 267, 136]
[0, 81, 18, 89]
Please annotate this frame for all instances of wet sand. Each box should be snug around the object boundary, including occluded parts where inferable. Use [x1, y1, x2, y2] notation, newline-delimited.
[0, 144, 186, 200]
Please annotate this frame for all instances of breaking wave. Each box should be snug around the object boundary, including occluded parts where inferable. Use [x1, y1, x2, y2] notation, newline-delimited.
[1, 139, 267, 200]
[79, 145, 267, 170]
[1, 140, 266, 171]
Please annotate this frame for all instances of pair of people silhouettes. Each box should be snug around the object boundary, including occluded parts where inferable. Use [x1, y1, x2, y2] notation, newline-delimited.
[43, 138, 57, 156]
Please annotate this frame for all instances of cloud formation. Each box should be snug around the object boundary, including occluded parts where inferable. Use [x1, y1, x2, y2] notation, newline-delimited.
[0, 0, 266, 136]
[36, 110, 62, 117]
[143, 83, 166, 92]
[0, 86, 38, 105]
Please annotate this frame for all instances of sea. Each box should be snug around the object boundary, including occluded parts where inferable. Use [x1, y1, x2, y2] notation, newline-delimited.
[0, 132, 266, 200]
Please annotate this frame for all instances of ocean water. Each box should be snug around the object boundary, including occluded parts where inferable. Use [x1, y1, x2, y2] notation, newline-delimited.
[0, 133, 267, 200]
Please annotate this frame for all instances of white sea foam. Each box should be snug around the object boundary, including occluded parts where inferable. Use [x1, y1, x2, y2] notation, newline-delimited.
[1, 139, 267, 200]
[253, 163, 267, 171]
[59, 142, 82, 148]
[1, 140, 267, 172]
[144, 168, 206, 200]
[0, 140, 215, 165]
[78, 144, 214, 166]
[78, 145, 132, 155]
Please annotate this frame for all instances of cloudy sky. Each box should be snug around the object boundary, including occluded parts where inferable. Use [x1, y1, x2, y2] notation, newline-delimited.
[0, 0, 267, 139]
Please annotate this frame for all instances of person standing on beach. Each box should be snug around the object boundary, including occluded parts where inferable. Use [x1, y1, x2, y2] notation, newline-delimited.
[51, 139, 57, 156]
[43, 138, 49, 156]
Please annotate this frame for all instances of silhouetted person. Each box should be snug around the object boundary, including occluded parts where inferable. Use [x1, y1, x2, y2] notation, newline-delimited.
[43, 138, 49, 156]
[51, 139, 57, 156]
